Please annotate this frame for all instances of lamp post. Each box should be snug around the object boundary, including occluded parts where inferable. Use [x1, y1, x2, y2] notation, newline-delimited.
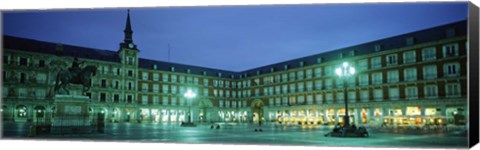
[335, 62, 355, 127]
[184, 89, 197, 124]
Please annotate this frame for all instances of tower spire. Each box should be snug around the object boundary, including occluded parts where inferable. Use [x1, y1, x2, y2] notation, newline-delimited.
[124, 9, 133, 43]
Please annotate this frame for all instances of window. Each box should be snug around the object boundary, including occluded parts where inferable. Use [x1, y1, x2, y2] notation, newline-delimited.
[403, 51, 416, 63]
[373, 89, 383, 101]
[162, 74, 169, 82]
[128, 82, 133, 90]
[386, 54, 398, 66]
[325, 79, 333, 89]
[142, 83, 148, 92]
[404, 67, 417, 81]
[374, 45, 382, 51]
[372, 72, 383, 84]
[114, 94, 120, 103]
[405, 87, 418, 99]
[297, 82, 304, 92]
[335, 78, 344, 88]
[282, 85, 288, 94]
[162, 96, 168, 105]
[282, 97, 288, 106]
[19, 57, 28, 66]
[324, 66, 332, 76]
[100, 80, 107, 88]
[153, 84, 159, 93]
[326, 93, 333, 103]
[423, 65, 437, 80]
[127, 95, 133, 103]
[306, 81, 313, 91]
[153, 73, 159, 81]
[297, 71, 304, 80]
[203, 79, 209, 86]
[443, 43, 459, 58]
[297, 96, 305, 104]
[307, 95, 313, 104]
[152, 96, 159, 105]
[359, 74, 369, 86]
[422, 47, 436, 61]
[387, 70, 399, 83]
[289, 72, 296, 81]
[162, 85, 169, 93]
[289, 84, 295, 93]
[358, 59, 368, 71]
[38, 60, 45, 67]
[315, 94, 323, 104]
[171, 97, 177, 105]
[424, 85, 438, 98]
[388, 88, 399, 100]
[444, 62, 460, 77]
[314, 67, 322, 77]
[371, 57, 382, 69]
[360, 90, 369, 102]
[348, 91, 356, 102]
[142, 96, 148, 105]
[282, 74, 288, 82]
[100, 93, 106, 102]
[306, 69, 313, 78]
[445, 83, 461, 97]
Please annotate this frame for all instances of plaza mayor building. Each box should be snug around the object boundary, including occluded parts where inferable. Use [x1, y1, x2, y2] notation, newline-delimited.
[2, 11, 468, 127]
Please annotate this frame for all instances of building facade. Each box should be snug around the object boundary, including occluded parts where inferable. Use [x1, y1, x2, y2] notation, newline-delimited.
[2, 12, 468, 127]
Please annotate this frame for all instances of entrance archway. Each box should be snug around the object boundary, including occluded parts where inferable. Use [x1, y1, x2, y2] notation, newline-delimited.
[2, 105, 8, 121]
[15, 105, 28, 122]
[198, 99, 213, 123]
[34, 105, 46, 124]
[251, 99, 264, 123]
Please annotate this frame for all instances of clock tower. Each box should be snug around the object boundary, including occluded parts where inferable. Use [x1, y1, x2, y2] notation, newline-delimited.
[118, 9, 139, 106]
[120, 9, 137, 50]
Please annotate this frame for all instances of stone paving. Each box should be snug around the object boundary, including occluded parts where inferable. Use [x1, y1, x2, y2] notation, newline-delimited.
[1, 122, 468, 148]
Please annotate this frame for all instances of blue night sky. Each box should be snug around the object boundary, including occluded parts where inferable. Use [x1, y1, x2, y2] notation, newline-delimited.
[3, 2, 468, 71]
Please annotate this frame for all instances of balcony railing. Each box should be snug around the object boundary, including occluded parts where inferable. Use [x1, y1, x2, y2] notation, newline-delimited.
[424, 74, 437, 80]
[403, 58, 416, 64]
[423, 54, 436, 61]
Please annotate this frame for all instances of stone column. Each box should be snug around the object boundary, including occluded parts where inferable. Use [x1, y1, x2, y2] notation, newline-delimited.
[334, 108, 339, 124]
[402, 106, 407, 116]
[355, 108, 361, 125]
[323, 109, 329, 124]
[367, 107, 373, 124]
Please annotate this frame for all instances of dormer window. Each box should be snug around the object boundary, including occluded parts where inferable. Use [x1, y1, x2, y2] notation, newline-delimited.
[446, 28, 456, 38]
[270, 67, 275, 73]
[374, 45, 382, 52]
[170, 67, 175, 72]
[299, 61, 304, 67]
[203, 71, 207, 76]
[153, 64, 157, 70]
[317, 57, 323, 64]
[257, 70, 261, 75]
[350, 50, 356, 56]
[284, 65, 289, 70]
[231, 75, 234, 79]
[339, 53, 344, 59]
[187, 69, 191, 74]
[218, 72, 222, 77]
[406, 37, 415, 46]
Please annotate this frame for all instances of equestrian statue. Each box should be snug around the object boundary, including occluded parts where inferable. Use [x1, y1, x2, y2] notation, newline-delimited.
[54, 57, 97, 95]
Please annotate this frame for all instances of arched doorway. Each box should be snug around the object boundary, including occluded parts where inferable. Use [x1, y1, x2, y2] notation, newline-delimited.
[251, 99, 264, 124]
[111, 108, 121, 123]
[34, 105, 46, 124]
[198, 99, 213, 123]
[15, 105, 28, 122]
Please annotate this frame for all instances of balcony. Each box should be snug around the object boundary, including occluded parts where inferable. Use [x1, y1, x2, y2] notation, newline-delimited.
[405, 76, 417, 82]
[422, 54, 436, 61]
[403, 58, 416, 64]
[371, 64, 382, 69]
[388, 78, 399, 83]
[423, 74, 437, 80]
[406, 95, 418, 100]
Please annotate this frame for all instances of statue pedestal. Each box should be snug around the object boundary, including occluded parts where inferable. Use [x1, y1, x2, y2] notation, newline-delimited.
[51, 95, 92, 134]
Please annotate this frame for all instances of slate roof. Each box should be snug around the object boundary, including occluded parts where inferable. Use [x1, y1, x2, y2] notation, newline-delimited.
[3, 19, 467, 79]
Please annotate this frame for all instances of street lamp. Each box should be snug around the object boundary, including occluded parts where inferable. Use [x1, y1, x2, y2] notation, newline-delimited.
[335, 62, 355, 127]
[183, 89, 196, 125]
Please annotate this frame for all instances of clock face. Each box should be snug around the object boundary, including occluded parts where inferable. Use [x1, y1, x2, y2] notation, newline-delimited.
[128, 43, 134, 48]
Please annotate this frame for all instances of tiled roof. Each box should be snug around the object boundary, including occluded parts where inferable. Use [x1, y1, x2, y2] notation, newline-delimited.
[3, 35, 120, 62]
[238, 19, 467, 77]
[3, 19, 467, 79]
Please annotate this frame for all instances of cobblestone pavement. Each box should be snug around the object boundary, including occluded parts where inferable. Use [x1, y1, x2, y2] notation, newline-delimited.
[2, 122, 468, 148]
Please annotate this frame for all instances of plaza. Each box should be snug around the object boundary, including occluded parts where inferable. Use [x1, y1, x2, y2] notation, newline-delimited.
[1, 122, 468, 148]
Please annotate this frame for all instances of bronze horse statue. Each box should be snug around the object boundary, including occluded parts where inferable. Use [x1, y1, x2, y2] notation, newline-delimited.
[54, 65, 97, 95]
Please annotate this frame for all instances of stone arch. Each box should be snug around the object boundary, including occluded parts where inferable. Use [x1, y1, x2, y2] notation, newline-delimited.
[2, 105, 9, 121]
[33, 105, 46, 122]
[250, 99, 265, 123]
[15, 105, 28, 122]
[198, 99, 213, 123]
